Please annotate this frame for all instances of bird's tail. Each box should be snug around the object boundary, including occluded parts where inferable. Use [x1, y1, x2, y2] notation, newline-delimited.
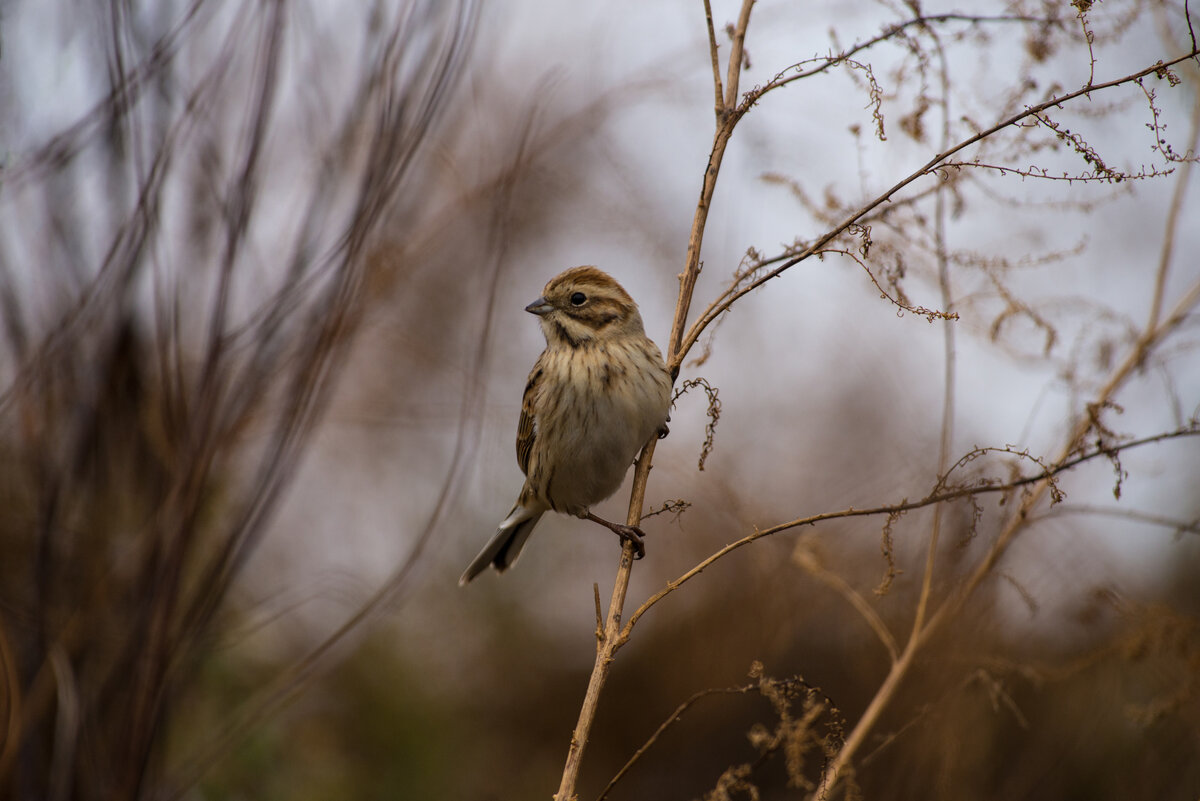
[459, 506, 544, 586]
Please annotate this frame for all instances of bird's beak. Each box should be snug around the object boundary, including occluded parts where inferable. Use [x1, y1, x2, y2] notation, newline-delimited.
[525, 297, 554, 316]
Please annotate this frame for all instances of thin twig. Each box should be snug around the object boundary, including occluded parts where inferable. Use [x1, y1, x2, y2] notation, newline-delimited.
[723, 0, 755, 111]
[702, 0, 725, 119]
[553, 444, 654, 801]
[757, 14, 1052, 98]
[595, 683, 757, 801]
[621, 424, 1200, 645]
[1148, 88, 1200, 332]
[794, 544, 899, 663]
[1030, 505, 1200, 536]
[676, 46, 1200, 367]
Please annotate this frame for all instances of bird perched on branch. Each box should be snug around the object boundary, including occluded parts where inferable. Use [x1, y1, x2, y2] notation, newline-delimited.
[460, 266, 672, 585]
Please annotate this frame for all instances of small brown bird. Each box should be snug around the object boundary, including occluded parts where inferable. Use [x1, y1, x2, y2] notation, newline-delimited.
[460, 266, 672, 585]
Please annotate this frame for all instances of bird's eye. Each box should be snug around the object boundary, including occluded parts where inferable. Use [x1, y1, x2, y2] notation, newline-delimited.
[570, 292, 587, 306]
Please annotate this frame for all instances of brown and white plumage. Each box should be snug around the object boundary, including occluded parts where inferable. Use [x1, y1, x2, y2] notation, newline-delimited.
[460, 266, 672, 585]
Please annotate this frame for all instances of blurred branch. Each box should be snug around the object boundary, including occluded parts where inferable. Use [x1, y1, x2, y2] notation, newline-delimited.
[0, 1, 477, 798]
[0, 0, 210, 192]
[911, 26, 957, 646]
[1030, 505, 1200, 537]
[793, 542, 899, 663]
[0, 617, 17, 772]
[1148, 88, 1200, 332]
[178, 0, 479, 643]
[158, 3, 486, 794]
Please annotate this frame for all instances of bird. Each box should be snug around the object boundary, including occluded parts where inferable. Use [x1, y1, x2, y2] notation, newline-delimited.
[460, 266, 672, 585]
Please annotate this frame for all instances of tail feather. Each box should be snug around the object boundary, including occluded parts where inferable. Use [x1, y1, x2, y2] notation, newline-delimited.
[459, 507, 544, 586]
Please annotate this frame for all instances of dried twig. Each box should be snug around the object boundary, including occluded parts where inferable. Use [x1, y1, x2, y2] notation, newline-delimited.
[676, 47, 1200, 366]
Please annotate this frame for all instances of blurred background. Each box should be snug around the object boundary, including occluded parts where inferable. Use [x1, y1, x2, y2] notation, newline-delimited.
[1, 0, 1198, 799]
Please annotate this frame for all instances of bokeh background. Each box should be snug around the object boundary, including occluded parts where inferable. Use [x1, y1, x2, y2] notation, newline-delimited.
[1, 1, 1198, 799]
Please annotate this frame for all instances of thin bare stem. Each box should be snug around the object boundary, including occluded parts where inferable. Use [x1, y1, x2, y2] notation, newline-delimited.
[1031, 505, 1200, 535]
[667, 0, 757, 373]
[758, 14, 1050, 97]
[555, 2, 756, 796]
[702, 0, 725, 118]
[595, 683, 757, 801]
[554, 442, 656, 801]
[723, 1, 755, 111]
[911, 32, 956, 641]
[795, 546, 899, 663]
[814, 631, 920, 800]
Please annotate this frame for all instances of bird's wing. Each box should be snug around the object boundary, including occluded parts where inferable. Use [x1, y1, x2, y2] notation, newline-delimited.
[516, 358, 543, 476]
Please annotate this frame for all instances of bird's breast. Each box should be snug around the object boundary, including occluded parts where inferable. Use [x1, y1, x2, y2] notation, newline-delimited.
[531, 341, 670, 512]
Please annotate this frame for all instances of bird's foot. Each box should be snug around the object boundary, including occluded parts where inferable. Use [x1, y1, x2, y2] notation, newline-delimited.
[584, 512, 647, 560]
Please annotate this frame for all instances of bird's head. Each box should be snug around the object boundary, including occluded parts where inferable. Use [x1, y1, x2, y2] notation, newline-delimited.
[526, 266, 646, 347]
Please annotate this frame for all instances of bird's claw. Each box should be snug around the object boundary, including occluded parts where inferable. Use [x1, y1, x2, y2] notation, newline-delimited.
[584, 512, 647, 560]
[612, 523, 646, 560]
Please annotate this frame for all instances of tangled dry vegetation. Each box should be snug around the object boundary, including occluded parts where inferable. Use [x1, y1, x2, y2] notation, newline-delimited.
[0, 1, 1198, 800]
[554, 2, 1200, 799]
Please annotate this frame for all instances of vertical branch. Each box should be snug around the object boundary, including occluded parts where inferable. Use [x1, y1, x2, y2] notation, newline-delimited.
[911, 32, 956, 639]
[702, 0, 725, 118]
[814, 32, 961, 797]
[552, 445, 650, 801]
[668, 0, 756, 372]
[722, 0, 754, 111]
[554, 2, 756, 799]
